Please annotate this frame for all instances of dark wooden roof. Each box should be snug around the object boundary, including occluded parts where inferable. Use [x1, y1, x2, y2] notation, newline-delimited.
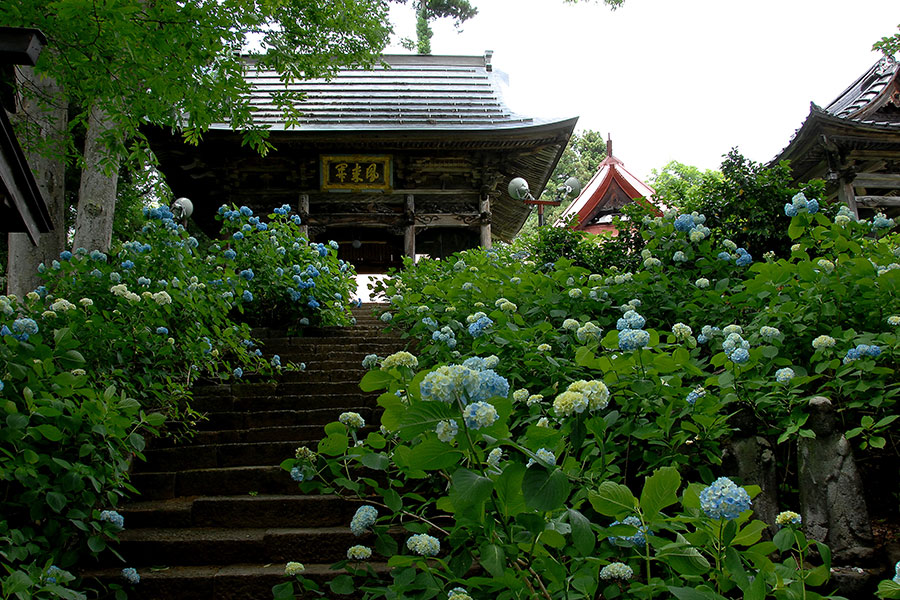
[0, 27, 53, 244]
[772, 56, 900, 185]
[148, 54, 577, 242]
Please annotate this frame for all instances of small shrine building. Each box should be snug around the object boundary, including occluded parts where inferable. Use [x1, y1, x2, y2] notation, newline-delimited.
[556, 137, 656, 234]
[773, 56, 900, 217]
[146, 53, 577, 272]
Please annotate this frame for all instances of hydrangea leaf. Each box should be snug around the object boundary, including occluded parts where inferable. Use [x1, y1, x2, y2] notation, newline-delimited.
[640, 466, 681, 519]
[522, 466, 570, 512]
[589, 481, 637, 517]
[495, 462, 527, 518]
[403, 439, 462, 471]
[655, 534, 710, 576]
[359, 370, 393, 392]
[450, 467, 494, 509]
[566, 508, 595, 556]
[479, 543, 505, 577]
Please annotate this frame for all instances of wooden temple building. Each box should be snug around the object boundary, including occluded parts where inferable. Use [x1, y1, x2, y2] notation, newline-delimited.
[556, 137, 656, 234]
[0, 27, 53, 244]
[773, 55, 900, 216]
[146, 53, 577, 272]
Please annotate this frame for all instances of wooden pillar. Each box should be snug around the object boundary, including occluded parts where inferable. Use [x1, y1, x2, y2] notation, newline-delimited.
[404, 194, 416, 261]
[298, 194, 309, 239]
[480, 195, 492, 249]
[838, 179, 858, 220]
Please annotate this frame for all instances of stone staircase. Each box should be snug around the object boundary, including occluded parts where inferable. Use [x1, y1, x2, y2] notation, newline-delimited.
[84, 304, 403, 599]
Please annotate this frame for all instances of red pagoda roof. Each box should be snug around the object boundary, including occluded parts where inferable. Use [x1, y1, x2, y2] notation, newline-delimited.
[557, 138, 656, 233]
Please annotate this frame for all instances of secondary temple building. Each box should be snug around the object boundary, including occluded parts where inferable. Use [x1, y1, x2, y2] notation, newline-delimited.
[557, 137, 656, 234]
[146, 53, 576, 272]
[774, 55, 900, 216]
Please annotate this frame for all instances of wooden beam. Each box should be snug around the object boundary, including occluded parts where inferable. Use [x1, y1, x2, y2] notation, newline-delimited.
[855, 195, 900, 207]
[414, 213, 480, 227]
[480, 196, 492, 249]
[307, 213, 405, 226]
[404, 195, 415, 260]
[838, 179, 859, 219]
[298, 194, 309, 239]
[852, 173, 900, 189]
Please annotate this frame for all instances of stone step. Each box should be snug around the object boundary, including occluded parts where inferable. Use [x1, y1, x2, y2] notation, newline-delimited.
[151, 424, 329, 448]
[110, 526, 371, 567]
[131, 465, 296, 500]
[196, 407, 376, 431]
[191, 392, 377, 413]
[120, 495, 356, 529]
[259, 339, 405, 354]
[137, 440, 309, 472]
[84, 562, 389, 600]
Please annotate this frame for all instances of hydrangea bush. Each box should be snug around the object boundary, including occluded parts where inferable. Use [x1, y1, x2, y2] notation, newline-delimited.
[216, 204, 359, 329]
[278, 201, 900, 598]
[1, 203, 353, 597]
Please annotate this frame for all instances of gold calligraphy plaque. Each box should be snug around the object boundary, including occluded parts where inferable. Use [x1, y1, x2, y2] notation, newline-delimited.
[321, 155, 392, 191]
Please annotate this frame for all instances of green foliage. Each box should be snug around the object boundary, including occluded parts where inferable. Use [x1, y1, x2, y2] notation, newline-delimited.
[279, 197, 900, 597]
[648, 161, 722, 210]
[873, 24, 900, 58]
[677, 149, 825, 257]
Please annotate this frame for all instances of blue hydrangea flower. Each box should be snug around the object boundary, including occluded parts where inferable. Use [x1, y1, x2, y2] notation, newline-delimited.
[608, 516, 647, 547]
[599, 562, 633, 580]
[421, 317, 438, 329]
[233, 232, 244, 241]
[350, 505, 378, 536]
[240, 206, 253, 217]
[12, 318, 39, 336]
[242, 290, 253, 302]
[699, 477, 751, 520]
[290, 467, 304, 482]
[686, 387, 705, 405]
[468, 315, 493, 338]
[436, 419, 458, 442]
[59, 250, 72, 261]
[100, 510, 124, 529]
[717, 252, 731, 262]
[121, 260, 135, 270]
[233, 367, 243, 378]
[240, 269, 254, 281]
[527, 448, 556, 468]
[121, 568, 140, 584]
[618, 329, 650, 351]
[734, 248, 752, 267]
[224, 249, 236, 260]
[462, 401, 499, 430]
[271, 355, 281, 367]
[156, 327, 168, 335]
[407, 533, 440, 556]
[775, 367, 794, 383]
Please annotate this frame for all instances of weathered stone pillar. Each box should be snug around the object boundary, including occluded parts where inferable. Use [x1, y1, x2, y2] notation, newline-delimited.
[798, 396, 874, 563]
[404, 194, 415, 261]
[480, 195, 492, 249]
[298, 194, 309, 239]
[726, 435, 779, 535]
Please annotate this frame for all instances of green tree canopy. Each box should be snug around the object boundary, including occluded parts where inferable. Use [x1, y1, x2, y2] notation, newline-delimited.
[3, 0, 393, 157]
[648, 160, 722, 210]
[517, 129, 607, 238]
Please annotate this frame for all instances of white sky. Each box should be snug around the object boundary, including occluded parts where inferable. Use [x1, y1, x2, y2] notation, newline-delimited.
[387, 0, 899, 181]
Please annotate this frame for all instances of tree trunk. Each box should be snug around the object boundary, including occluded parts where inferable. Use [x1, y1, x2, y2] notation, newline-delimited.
[6, 66, 67, 297]
[73, 105, 120, 253]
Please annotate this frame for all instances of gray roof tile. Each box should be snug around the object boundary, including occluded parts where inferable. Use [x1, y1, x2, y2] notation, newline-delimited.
[214, 54, 542, 131]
